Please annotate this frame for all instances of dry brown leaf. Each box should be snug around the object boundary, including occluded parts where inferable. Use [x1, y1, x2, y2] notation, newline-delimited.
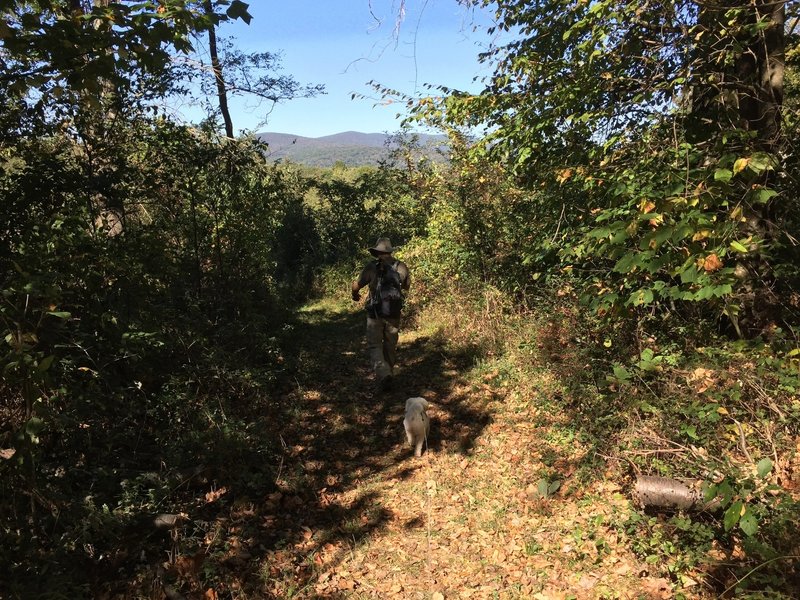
[174, 551, 205, 579]
[703, 253, 723, 272]
[687, 367, 716, 393]
[204, 487, 227, 503]
[643, 200, 656, 213]
[640, 576, 672, 599]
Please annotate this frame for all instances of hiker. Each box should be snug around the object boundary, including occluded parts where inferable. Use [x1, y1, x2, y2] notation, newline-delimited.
[351, 237, 410, 391]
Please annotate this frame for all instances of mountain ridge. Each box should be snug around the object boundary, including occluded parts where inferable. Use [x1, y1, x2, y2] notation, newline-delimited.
[255, 131, 446, 167]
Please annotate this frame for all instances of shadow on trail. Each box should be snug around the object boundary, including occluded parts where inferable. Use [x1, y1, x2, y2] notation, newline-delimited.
[185, 303, 492, 598]
[2, 300, 490, 600]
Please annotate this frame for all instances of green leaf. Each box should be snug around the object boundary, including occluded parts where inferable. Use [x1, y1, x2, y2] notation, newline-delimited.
[679, 264, 698, 284]
[714, 168, 732, 183]
[24, 417, 44, 445]
[537, 479, 548, 496]
[226, 0, 252, 24]
[751, 188, 778, 204]
[739, 508, 758, 536]
[724, 500, 743, 531]
[756, 458, 773, 478]
[629, 288, 654, 307]
[37, 355, 55, 373]
[718, 480, 734, 504]
[748, 152, 775, 174]
[612, 365, 631, 381]
[730, 241, 749, 253]
[47, 311, 71, 319]
[702, 482, 718, 503]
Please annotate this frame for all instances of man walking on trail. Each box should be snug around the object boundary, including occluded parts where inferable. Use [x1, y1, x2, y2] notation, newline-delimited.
[351, 237, 410, 391]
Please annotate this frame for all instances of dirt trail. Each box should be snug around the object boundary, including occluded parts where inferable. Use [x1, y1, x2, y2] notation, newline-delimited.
[257, 297, 665, 599]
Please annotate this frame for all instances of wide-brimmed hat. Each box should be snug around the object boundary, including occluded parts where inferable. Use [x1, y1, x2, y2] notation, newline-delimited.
[368, 237, 395, 256]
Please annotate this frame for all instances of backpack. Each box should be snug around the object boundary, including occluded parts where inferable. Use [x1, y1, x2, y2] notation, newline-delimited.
[370, 259, 404, 318]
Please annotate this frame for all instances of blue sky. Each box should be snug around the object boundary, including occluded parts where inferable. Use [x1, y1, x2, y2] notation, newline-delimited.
[189, 0, 498, 137]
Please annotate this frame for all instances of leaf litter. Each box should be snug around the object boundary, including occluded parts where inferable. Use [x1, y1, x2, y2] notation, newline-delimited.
[233, 298, 676, 599]
[130, 296, 714, 599]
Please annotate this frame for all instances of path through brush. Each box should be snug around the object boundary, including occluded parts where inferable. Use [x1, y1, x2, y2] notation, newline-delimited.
[247, 296, 676, 599]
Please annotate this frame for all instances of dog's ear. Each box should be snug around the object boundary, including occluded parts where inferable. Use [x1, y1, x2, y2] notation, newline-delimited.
[421, 398, 430, 409]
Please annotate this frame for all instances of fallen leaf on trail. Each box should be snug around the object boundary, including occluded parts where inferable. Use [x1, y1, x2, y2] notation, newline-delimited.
[614, 562, 633, 575]
[204, 487, 227, 503]
[687, 367, 716, 393]
[640, 576, 672, 599]
[681, 575, 699, 587]
[432, 593, 445, 600]
[174, 551, 205, 579]
[204, 589, 217, 600]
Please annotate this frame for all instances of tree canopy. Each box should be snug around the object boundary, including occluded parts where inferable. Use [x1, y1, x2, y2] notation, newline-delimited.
[2, 1, 800, 596]
[407, 0, 799, 334]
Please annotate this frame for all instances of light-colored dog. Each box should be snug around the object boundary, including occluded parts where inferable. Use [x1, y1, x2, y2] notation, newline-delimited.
[403, 397, 430, 457]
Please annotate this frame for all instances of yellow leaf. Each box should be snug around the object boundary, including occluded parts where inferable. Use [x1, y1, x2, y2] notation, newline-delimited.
[692, 229, 712, 241]
[717, 406, 729, 415]
[733, 157, 749, 174]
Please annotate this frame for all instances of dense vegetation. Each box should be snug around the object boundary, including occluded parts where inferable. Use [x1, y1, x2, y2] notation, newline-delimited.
[1, 0, 799, 597]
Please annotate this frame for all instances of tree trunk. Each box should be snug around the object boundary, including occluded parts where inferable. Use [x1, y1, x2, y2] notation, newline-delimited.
[204, 0, 234, 139]
[737, 1, 785, 150]
[66, 0, 126, 236]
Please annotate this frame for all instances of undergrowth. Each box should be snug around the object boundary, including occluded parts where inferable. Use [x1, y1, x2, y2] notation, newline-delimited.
[400, 259, 800, 598]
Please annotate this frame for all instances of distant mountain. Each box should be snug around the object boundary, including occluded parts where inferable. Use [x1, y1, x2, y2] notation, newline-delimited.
[255, 131, 447, 167]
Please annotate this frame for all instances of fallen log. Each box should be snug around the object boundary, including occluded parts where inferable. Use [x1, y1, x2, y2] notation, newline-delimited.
[633, 475, 721, 512]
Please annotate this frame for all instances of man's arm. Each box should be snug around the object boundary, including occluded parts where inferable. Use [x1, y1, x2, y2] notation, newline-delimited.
[351, 265, 372, 301]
